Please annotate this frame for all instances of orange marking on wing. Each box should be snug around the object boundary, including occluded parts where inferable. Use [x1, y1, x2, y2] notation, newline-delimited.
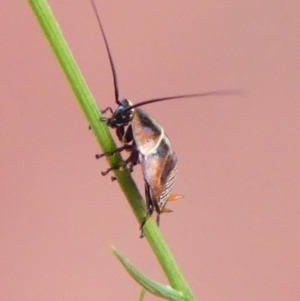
[168, 194, 184, 201]
[161, 207, 173, 213]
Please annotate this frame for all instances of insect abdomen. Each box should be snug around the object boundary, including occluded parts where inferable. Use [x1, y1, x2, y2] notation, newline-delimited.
[132, 108, 178, 212]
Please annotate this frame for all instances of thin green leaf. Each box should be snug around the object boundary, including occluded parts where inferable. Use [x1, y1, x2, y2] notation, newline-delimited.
[112, 247, 186, 301]
[138, 288, 146, 301]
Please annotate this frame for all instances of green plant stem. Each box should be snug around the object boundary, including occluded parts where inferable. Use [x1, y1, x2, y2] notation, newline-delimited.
[28, 0, 197, 299]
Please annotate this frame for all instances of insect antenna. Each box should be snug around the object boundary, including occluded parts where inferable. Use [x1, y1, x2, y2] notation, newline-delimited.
[125, 89, 243, 111]
[90, 0, 121, 105]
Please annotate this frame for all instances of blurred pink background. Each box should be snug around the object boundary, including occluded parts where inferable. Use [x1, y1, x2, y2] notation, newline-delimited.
[1, 1, 300, 300]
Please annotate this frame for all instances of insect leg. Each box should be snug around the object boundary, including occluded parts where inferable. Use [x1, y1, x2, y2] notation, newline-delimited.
[101, 107, 113, 114]
[88, 107, 113, 129]
[140, 182, 155, 237]
[95, 144, 132, 159]
[109, 147, 138, 181]
[100, 147, 138, 176]
[116, 125, 138, 175]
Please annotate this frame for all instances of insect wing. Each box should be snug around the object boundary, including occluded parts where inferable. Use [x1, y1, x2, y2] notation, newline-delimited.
[132, 109, 178, 211]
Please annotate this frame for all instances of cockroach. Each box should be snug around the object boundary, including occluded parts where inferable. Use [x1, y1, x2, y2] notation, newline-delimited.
[90, 0, 239, 236]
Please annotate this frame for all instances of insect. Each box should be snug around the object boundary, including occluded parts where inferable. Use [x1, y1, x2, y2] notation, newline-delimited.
[90, 0, 238, 236]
